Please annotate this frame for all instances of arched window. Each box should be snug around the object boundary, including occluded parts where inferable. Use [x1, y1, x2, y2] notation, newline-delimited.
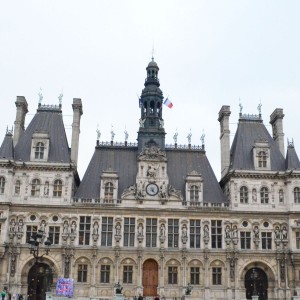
[35, 142, 45, 159]
[190, 185, 199, 202]
[104, 182, 114, 202]
[15, 180, 21, 195]
[240, 186, 248, 203]
[260, 187, 269, 204]
[53, 180, 62, 197]
[31, 179, 41, 196]
[294, 187, 300, 203]
[0, 177, 5, 194]
[258, 151, 267, 167]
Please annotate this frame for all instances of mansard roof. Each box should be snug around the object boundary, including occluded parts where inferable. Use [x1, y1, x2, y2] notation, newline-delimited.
[0, 131, 14, 160]
[14, 105, 71, 163]
[286, 143, 300, 170]
[230, 116, 286, 171]
[75, 144, 226, 203]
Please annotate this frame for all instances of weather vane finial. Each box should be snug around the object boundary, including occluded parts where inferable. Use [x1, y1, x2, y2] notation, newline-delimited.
[152, 42, 155, 61]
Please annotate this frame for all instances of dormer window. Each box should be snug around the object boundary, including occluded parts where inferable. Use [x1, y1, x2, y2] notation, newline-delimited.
[35, 142, 45, 159]
[185, 171, 203, 205]
[30, 132, 49, 162]
[253, 140, 270, 170]
[260, 187, 269, 204]
[0, 177, 5, 194]
[31, 179, 41, 196]
[294, 187, 300, 203]
[100, 169, 119, 203]
[190, 185, 199, 201]
[53, 180, 63, 197]
[258, 151, 267, 167]
[104, 182, 114, 202]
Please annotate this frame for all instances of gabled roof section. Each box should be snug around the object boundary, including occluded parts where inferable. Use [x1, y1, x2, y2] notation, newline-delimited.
[285, 142, 300, 170]
[166, 149, 226, 203]
[14, 105, 71, 163]
[230, 116, 285, 171]
[0, 131, 14, 160]
[75, 146, 138, 199]
[75, 145, 226, 203]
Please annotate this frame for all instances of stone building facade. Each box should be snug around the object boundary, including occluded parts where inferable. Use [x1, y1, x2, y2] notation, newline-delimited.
[0, 59, 300, 300]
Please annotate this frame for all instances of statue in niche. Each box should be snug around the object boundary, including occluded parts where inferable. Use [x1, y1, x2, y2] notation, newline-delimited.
[253, 226, 259, 239]
[252, 189, 257, 202]
[18, 219, 24, 233]
[115, 222, 121, 236]
[63, 221, 69, 233]
[10, 219, 16, 232]
[225, 225, 231, 239]
[138, 223, 143, 236]
[70, 221, 76, 234]
[136, 181, 145, 198]
[203, 225, 209, 238]
[93, 222, 99, 235]
[160, 182, 167, 199]
[147, 164, 158, 178]
[139, 118, 145, 128]
[232, 225, 238, 238]
[281, 226, 288, 240]
[159, 119, 164, 128]
[160, 224, 166, 237]
[274, 226, 281, 240]
[182, 224, 187, 238]
[40, 220, 46, 232]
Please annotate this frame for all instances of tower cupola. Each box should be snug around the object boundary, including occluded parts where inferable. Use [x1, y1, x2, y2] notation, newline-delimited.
[137, 58, 165, 153]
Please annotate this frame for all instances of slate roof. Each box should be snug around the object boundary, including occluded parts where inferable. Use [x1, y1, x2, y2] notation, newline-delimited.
[0, 132, 14, 160]
[14, 106, 71, 163]
[285, 144, 300, 170]
[75, 145, 226, 203]
[230, 117, 286, 171]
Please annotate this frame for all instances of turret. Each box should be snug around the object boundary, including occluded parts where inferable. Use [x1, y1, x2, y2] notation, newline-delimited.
[218, 105, 231, 178]
[70, 98, 83, 165]
[270, 108, 285, 156]
[13, 96, 28, 146]
[137, 58, 165, 153]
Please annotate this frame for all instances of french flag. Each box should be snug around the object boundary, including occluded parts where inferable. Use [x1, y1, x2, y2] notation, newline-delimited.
[163, 97, 173, 109]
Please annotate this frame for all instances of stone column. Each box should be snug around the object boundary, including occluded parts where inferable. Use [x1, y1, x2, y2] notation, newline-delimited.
[13, 96, 28, 146]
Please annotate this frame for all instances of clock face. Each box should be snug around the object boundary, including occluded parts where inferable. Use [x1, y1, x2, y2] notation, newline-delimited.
[146, 183, 159, 196]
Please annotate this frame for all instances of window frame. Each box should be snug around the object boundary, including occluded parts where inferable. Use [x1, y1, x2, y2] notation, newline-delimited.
[212, 267, 222, 285]
[100, 265, 111, 283]
[79, 216, 91, 246]
[146, 218, 157, 248]
[260, 187, 269, 204]
[101, 217, 113, 247]
[31, 179, 41, 196]
[123, 265, 133, 284]
[294, 187, 300, 204]
[0, 177, 5, 194]
[258, 150, 267, 167]
[77, 264, 88, 283]
[240, 186, 248, 204]
[53, 179, 63, 197]
[168, 266, 178, 285]
[35, 142, 45, 159]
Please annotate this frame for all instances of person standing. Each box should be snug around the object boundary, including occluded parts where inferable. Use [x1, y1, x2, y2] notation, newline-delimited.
[1, 289, 6, 300]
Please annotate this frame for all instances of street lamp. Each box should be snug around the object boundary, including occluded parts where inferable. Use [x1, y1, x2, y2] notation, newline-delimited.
[28, 229, 52, 300]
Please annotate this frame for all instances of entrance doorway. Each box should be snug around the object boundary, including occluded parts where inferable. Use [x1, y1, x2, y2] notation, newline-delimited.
[27, 263, 53, 300]
[245, 268, 268, 300]
[142, 259, 158, 297]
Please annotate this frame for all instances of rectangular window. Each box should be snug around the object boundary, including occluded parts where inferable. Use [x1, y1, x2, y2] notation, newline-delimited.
[79, 216, 91, 246]
[26, 225, 38, 243]
[296, 232, 300, 249]
[123, 266, 133, 284]
[190, 267, 200, 285]
[211, 220, 222, 249]
[212, 267, 222, 285]
[168, 219, 179, 248]
[101, 217, 113, 246]
[100, 265, 110, 283]
[49, 226, 60, 245]
[146, 218, 157, 247]
[261, 232, 272, 249]
[168, 266, 178, 284]
[124, 218, 135, 247]
[77, 264, 88, 282]
[240, 231, 251, 250]
[190, 219, 201, 248]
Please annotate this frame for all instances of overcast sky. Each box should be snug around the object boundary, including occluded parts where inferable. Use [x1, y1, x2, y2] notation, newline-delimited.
[1, 0, 300, 180]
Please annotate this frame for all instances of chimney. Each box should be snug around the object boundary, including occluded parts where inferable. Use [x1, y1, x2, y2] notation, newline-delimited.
[218, 105, 231, 178]
[270, 108, 285, 156]
[70, 98, 83, 165]
[13, 96, 28, 146]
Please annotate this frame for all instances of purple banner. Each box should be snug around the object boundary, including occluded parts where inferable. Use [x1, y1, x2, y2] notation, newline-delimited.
[56, 278, 74, 297]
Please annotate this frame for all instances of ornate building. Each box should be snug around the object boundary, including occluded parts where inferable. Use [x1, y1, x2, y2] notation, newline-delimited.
[0, 59, 300, 300]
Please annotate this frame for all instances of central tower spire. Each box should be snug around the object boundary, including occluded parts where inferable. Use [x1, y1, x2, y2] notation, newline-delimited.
[137, 58, 166, 153]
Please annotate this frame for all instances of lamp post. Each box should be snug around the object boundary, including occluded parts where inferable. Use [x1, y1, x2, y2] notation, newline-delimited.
[28, 229, 52, 300]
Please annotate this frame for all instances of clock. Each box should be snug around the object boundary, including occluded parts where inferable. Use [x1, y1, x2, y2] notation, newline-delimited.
[146, 183, 159, 196]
